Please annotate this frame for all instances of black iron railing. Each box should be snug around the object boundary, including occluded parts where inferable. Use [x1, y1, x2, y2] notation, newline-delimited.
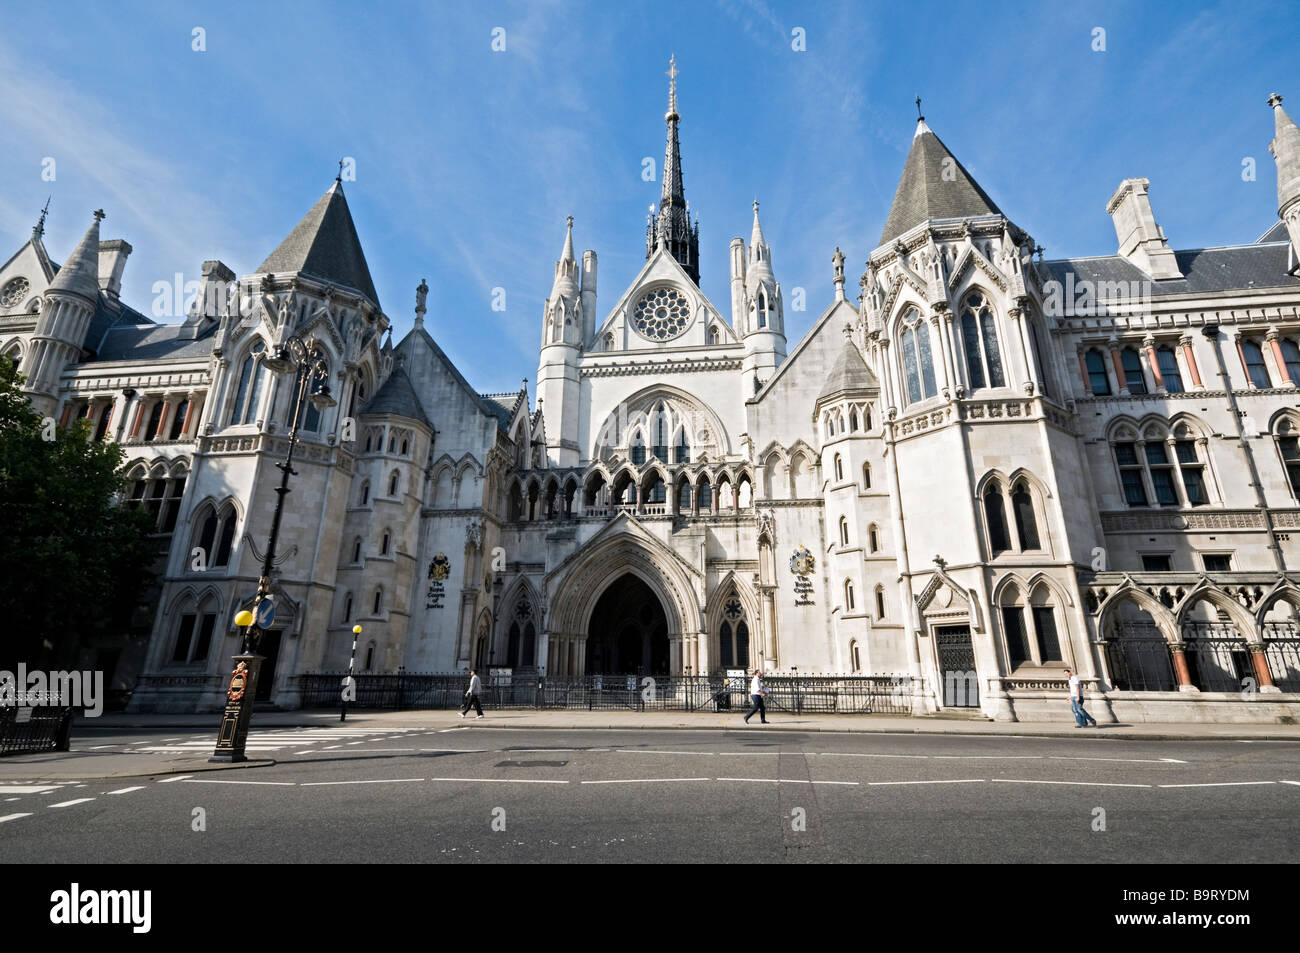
[1, 705, 74, 756]
[1104, 634, 1177, 692]
[1263, 625, 1300, 693]
[296, 673, 919, 715]
[1183, 623, 1255, 693]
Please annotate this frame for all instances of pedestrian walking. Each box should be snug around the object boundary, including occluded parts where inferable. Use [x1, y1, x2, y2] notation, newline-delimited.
[743, 668, 768, 724]
[1065, 668, 1097, 727]
[460, 669, 484, 718]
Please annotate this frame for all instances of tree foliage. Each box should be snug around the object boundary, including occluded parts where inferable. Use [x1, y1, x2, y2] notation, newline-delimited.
[0, 361, 156, 670]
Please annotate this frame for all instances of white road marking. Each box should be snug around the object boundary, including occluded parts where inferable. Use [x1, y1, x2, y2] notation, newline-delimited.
[506, 748, 578, 753]
[0, 814, 33, 823]
[48, 798, 96, 807]
[419, 748, 488, 753]
[812, 780, 860, 786]
[866, 779, 986, 786]
[179, 779, 297, 786]
[806, 752, 929, 760]
[157, 775, 192, 782]
[581, 778, 711, 784]
[89, 744, 123, 749]
[1048, 756, 1189, 764]
[1280, 780, 1300, 786]
[302, 778, 425, 786]
[617, 750, 713, 756]
[993, 779, 1150, 788]
[429, 777, 569, 784]
[931, 756, 1044, 760]
[0, 786, 61, 795]
[439, 727, 471, 733]
[5, 798, 19, 802]
[1157, 781, 1275, 788]
[106, 787, 145, 795]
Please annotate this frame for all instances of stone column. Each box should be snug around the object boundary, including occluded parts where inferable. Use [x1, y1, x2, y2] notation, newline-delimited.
[1247, 642, 1279, 693]
[1169, 641, 1196, 692]
[1144, 336, 1164, 391]
[1267, 330, 1294, 388]
[180, 391, 198, 437]
[154, 396, 174, 439]
[129, 399, 145, 439]
[1077, 348, 1091, 392]
[1108, 339, 1128, 394]
[1180, 335, 1203, 388]
[931, 311, 952, 395]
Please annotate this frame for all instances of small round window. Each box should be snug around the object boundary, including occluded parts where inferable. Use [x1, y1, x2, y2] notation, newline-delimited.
[1, 277, 30, 308]
[632, 287, 691, 341]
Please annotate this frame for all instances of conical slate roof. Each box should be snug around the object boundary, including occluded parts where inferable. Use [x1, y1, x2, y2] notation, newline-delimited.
[257, 180, 380, 307]
[47, 211, 103, 303]
[817, 336, 877, 403]
[361, 367, 429, 427]
[879, 119, 1001, 246]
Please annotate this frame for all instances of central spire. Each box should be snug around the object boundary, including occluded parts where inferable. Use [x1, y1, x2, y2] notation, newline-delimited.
[646, 56, 700, 284]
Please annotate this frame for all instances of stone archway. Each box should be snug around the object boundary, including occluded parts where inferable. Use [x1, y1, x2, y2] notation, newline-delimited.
[586, 574, 670, 675]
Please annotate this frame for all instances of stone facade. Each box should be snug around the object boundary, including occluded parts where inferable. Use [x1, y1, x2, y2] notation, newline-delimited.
[3, 83, 1300, 722]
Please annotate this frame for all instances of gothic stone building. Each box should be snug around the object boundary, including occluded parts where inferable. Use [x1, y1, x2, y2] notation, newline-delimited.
[4, 80, 1300, 723]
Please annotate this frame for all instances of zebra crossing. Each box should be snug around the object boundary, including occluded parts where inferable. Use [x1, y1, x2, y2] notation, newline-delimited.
[113, 726, 428, 754]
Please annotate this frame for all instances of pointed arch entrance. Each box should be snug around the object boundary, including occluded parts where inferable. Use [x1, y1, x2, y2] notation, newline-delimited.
[587, 574, 670, 675]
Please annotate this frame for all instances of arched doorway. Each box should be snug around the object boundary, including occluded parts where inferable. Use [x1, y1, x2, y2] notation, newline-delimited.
[586, 574, 669, 675]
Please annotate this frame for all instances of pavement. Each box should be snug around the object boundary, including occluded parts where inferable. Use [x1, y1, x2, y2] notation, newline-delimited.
[2, 708, 1297, 780]
[2, 725, 1298, 863]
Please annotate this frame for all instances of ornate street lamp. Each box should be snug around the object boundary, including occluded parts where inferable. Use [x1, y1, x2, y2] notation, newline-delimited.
[211, 333, 335, 761]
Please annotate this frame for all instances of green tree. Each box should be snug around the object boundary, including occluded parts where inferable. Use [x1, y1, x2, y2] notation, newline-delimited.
[0, 360, 156, 672]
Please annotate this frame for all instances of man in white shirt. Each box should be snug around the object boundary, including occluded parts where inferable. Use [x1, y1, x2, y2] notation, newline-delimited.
[743, 669, 769, 724]
[460, 669, 484, 718]
[1065, 668, 1097, 727]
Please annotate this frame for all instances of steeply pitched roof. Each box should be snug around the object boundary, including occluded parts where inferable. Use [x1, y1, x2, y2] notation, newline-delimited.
[47, 213, 102, 303]
[879, 119, 1002, 246]
[257, 181, 380, 307]
[1256, 220, 1289, 243]
[361, 367, 429, 427]
[817, 336, 878, 403]
[87, 321, 215, 363]
[1039, 242, 1300, 302]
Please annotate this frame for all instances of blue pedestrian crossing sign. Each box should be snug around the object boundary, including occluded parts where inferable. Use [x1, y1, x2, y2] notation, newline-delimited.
[255, 598, 276, 629]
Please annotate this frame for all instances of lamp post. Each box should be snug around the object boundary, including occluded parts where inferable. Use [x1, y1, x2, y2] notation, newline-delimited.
[341, 624, 361, 722]
[211, 333, 335, 761]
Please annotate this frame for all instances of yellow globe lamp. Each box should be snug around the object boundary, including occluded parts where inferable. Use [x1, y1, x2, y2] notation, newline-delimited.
[234, 610, 255, 628]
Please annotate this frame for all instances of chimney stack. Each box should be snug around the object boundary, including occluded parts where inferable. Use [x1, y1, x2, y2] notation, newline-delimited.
[1106, 178, 1182, 280]
[97, 239, 133, 301]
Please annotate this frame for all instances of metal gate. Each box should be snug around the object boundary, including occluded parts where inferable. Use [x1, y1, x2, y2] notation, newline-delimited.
[934, 626, 979, 708]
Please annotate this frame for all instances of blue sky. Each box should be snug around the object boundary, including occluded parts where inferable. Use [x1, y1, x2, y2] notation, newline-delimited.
[1, 0, 1296, 394]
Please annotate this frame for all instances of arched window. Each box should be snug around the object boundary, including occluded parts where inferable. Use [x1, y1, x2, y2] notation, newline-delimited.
[364, 642, 375, 671]
[757, 291, 768, 329]
[959, 292, 1004, 389]
[1281, 338, 1300, 385]
[874, 585, 886, 620]
[229, 341, 267, 425]
[1000, 585, 1031, 668]
[168, 399, 189, 440]
[697, 480, 712, 513]
[401, 437, 410, 455]
[372, 588, 383, 614]
[388, 433, 396, 453]
[653, 404, 669, 461]
[214, 504, 236, 566]
[1113, 424, 1210, 508]
[1241, 339, 1270, 388]
[359, 481, 370, 506]
[825, 416, 834, 439]
[388, 471, 400, 497]
[984, 486, 1010, 553]
[170, 605, 218, 664]
[1085, 350, 1111, 396]
[834, 454, 844, 482]
[850, 640, 861, 673]
[674, 428, 690, 463]
[899, 308, 937, 404]
[850, 410, 859, 432]
[1029, 587, 1064, 663]
[677, 479, 692, 513]
[862, 462, 872, 490]
[1276, 418, 1300, 498]
[381, 531, 391, 556]
[145, 401, 165, 440]
[869, 524, 880, 553]
[192, 503, 237, 569]
[631, 431, 646, 465]
[605, 332, 615, 351]
[1156, 345, 1183, 393]
[839, 516, 849, 546]
[1011, 482, 1041, 550]
[352, 538, 362, 563]
[289, 357, 330, 433]
[1121, 347, 1147, 395]
[845, 580, 855, 611]
[342, 592, 353, 623]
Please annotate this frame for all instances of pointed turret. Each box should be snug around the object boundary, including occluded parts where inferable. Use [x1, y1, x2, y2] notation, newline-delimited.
[738, 201, 787, 389]
[21, 210, 105, 415]
[537, 217, 583, 467]
[645, 57, 700, 283]
[1268, 93, 1300, 269]
[257, 179, 380, 307]
[879, 115, 1002, 247]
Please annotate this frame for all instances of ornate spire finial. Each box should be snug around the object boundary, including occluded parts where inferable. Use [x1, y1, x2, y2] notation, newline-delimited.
[916, 96, 923, 121]
[33, 197, 51, 239]
[1269, 92, 1284, 109]
[92, 209, 105, 222]
[667, 55, 679, 117]
[337, 158, 344, 182]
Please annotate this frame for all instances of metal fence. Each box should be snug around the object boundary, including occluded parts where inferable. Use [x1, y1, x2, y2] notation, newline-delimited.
[298, 672, 918, 715]
[1104, 631, 1177, 692]
[1183, 623, 1255, 693]
[1, 706, 74, 756]
[1263, 625, 1300, 693]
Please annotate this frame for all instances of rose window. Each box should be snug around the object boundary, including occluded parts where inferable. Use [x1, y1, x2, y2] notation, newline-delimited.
[633, 287, 691, 340]
[1, 278, 29, 309]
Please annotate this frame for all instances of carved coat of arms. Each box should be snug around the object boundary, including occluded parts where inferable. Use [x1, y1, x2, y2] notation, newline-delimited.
[790, 545, 815, 576]
[428, 553, 451, 581]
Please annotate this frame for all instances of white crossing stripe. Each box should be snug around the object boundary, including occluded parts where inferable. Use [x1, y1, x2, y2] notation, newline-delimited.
[0, 785, 61, 794]
[1157, 781, 1275, 788]
[107, 786, 145, 795]
[48, 798, 96, 807]
[0, 814, 33, 823]
[866, 779, 986, 786]
[301, 778, 425, 786]
[581, 778, 710, 784]
[428, 777, 569, 784]
[179, 779, 296, 786]
[157, 775, 191, 783]
[993, 779, 1150, 788]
